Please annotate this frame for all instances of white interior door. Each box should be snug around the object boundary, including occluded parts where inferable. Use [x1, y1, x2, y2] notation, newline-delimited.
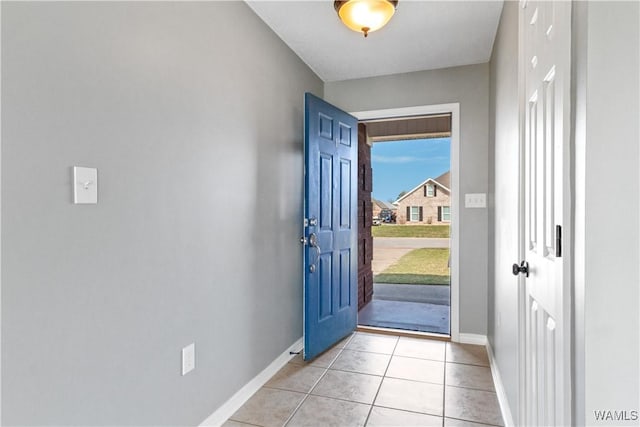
[519, 1, 571, 425]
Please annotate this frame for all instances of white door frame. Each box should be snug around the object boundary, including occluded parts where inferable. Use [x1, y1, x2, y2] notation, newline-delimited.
[351, 103, 461, 341]
[0, 4, 4, 420]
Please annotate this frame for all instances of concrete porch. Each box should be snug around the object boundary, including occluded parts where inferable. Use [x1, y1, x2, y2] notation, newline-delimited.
[358, 283, 450, 335]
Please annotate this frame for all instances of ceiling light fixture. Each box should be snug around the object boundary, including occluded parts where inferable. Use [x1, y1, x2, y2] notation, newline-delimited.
[334, 0, 398, 38]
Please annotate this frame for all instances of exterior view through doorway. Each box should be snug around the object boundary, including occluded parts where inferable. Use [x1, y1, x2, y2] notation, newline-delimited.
[353, 106, 459, 338]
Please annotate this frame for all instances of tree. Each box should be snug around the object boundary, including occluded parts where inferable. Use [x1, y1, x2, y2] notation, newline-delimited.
[396, 190, 407, 200]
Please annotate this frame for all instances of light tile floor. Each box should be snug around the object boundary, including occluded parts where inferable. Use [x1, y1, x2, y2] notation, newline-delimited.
[224, 332, 504, 427]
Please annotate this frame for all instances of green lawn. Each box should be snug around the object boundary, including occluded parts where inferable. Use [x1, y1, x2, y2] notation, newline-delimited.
[374, 248, 450, 285]
[371, 224, 450, 238]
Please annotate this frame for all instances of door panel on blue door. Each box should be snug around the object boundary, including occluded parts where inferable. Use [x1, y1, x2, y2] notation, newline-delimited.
[320, 154, 333, 230]
[339, 250, 351, 309]
[304, 93, 358, 360]
[319, 114, 334, 140]
[340, 160, 351, 228]
[319, 254, 333, 321]
[339, 122, 352, 146]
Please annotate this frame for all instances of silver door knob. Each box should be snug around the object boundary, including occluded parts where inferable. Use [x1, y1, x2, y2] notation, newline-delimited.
[308, 233, 321, 259]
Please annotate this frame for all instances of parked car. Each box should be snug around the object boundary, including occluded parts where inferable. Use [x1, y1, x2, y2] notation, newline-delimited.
[380, 209, 396, 223]
[372, 217, 382, 226]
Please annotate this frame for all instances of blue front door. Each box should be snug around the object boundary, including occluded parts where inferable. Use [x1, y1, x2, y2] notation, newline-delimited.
[303, 93, 358, 360]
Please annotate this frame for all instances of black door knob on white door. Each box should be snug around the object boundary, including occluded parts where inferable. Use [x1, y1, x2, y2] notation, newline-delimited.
[512, 261, 529, 277]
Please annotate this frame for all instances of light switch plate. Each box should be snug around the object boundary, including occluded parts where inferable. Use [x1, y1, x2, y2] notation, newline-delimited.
[465, 193, 486, 208]
[182, 343, 195, 376]
[73, 167, 98, 204]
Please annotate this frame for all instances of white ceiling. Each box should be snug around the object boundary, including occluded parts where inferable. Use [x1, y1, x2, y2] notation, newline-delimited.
[246, 1, 504, 82]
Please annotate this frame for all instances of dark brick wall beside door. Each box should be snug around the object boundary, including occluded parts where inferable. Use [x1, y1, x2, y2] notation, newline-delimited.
[357, 123, 373, 310]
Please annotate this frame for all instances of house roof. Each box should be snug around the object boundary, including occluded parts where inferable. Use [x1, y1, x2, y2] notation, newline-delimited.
[434, 171, 450, 189]
[394, 171, 451, 204]
[372, 199, 397, 211]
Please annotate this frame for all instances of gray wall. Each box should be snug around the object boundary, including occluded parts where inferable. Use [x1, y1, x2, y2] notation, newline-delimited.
[326, 64, 490, 335]
[487, 0, 520, 420]
[573, 2, 640, 424]
[1, 2, 321, 424]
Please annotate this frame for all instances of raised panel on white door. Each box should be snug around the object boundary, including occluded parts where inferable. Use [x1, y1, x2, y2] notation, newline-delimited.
[526, 298, 539, 426]
[543, 68, 556, 257]
[526, 92, 539, 252]
[544, 316, 557, 426]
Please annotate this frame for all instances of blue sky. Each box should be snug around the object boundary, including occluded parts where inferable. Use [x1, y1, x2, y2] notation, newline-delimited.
[371, 137, 451, 202]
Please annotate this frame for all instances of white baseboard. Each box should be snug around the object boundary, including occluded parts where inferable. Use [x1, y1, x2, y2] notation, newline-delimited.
[199, 337, 303, 427]
[486, 340, 515, 427]
[457, 333, 487, 345]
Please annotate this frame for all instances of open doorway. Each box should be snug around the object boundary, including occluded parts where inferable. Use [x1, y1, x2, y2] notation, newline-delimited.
[354, 108, 458, 338]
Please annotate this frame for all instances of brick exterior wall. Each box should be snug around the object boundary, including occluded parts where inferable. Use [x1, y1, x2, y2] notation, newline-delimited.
[357, 124, 373, 310]
[396, 184, 451, 224]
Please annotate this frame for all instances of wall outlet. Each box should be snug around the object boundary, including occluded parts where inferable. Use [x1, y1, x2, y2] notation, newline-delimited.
[182, 343, 195, 376]
[465, 193, 486, 208]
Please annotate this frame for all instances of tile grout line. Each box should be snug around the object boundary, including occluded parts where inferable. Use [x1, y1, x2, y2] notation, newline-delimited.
[443, 343, 503, 426]
[282, 333, 354, 427]
[282, 360, 334, 426]
[281, 393, 310, 427]
[445, 415, 503, 427]
[387, 352, 449, 363]
[443, 382, 498, 393]
[371, 403, 445, 419]
[334, 347, 396, 357]
[303, 392, 383, 407]
[373, 373, 445, 388]
[446, 359, 492, 368]
[230, 421, 262, 427]
[362, 334, 400, 426]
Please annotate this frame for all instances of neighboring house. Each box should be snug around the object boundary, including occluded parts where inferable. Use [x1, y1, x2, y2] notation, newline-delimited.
[394, 171, 451, 224]
[371, 198, 396, 219]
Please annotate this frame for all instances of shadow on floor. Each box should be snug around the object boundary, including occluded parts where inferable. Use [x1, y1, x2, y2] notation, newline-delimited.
[358, 283, 450, 335]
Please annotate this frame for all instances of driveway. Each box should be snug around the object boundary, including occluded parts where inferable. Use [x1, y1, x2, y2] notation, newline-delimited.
[374, 237, 450, 249]
[372, 237, 450, 275]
